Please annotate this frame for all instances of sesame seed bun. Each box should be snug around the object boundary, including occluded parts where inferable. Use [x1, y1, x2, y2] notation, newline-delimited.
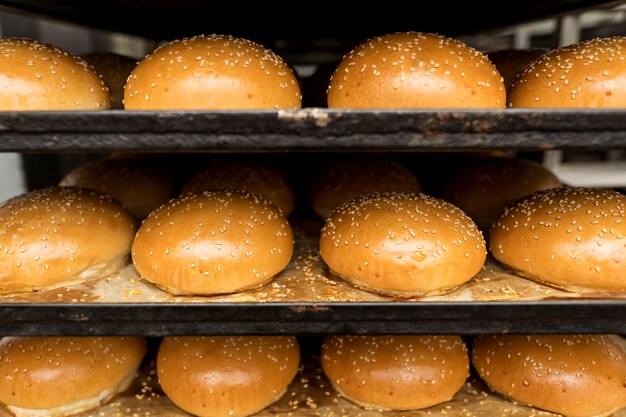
[59, 158, 174, 220]
[157, 336, 300, 417]
[131, 189, 294, 295]
[181, 157, 295, 215]
[321, 335, 469, 410]
[309, 156, 421, 219]
[471, 334, 626, 417]
[0, 38, 110, 110]
[442, 157, 563, 230]
[509, 36, 626, 107]
[82, 52, 136, 109]
[327, 32, 505, 109]
[486, 48, 546, 95]
[319, 192, 486, 297]
[124, 34, 301, 109]
[0, 186, 136, 293]
[490, 187, 626, 292]
[0, 336, 146, 417]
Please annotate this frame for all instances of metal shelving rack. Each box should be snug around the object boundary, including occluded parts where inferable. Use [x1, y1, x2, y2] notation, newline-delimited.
[0, 1, 624, 336]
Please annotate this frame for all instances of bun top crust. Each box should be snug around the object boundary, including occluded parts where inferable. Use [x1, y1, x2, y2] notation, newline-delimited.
[124, 34, 301, 109]
[0, 37, 110, 110]
[472, 334, 626, 417]
[0, 186, 136, 293]
[321, 335, 469, 410]
[327, 32, 505, 108]
[490, 187, 626, 291]
[131, 189, 294, 295]
[0, 336, 146, 409]
[320, 192, 486, 296]
[509, 36, 626, 107]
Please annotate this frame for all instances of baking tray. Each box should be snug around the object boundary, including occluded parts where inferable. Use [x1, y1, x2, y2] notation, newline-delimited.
[2, 109, 626, 152]
[1, 300, 624, 336]
[0, 0, 619, 42]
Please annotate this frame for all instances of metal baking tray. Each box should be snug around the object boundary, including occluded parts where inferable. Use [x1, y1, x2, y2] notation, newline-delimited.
[0, 300, 624, 336]
[1, 109, 626, 152]
[0, 0, 619, 42]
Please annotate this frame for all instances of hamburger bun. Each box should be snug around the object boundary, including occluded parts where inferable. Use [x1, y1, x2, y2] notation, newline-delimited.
[157, 336, 300, 417]
[0, 336, 147, 417]
[486, 48, 546, 94]
[124, 34, 301, 109]
[509, 36, 626, 107]
[442, 157, 563, 230]
[321, 335, 469, 410]
[82, 52, 136, 109]
[181, 157, 294, 215]
[0, 186, 136, 293]
[490, 187, 626, 291]
[59, 158, 174, 220]
[327, 32, 505, 108]
[309, 156, 421, 219]
[319, 192, 486, 297]
[0, 37, 110, 110]
[132, 189, 294, 295]
[471, 334, 626, 417]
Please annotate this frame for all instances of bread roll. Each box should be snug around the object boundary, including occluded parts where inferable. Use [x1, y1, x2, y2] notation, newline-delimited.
[157, 336, 300, 417]
[320, 192, 486, 297]
[0, 186, 136, 293]
[0, 37, 110, 110]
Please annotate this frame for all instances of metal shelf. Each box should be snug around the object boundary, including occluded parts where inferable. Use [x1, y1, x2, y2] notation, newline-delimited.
[1, 301, 624, 336]
[0, 0, 620, 43]
[2, 109, 626, 152]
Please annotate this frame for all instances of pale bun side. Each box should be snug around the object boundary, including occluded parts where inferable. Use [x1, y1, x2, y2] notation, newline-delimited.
[0, 37, 110, 110]
[471, 334, 626, 417]
[319, 192, 486, 297]
[442, 157, 563, 230]
[0, 336, 147, 416]
[124, 34, 301, 110]
[157, 336, 300, 417]
[59, 158, 174, 220]
[486, 48, 546, 94]
[321, 335, 469, 410]
[82, 52, 136, 109]
[132, 189, 294, 295]
[310, 156, 421, 219]
[509, 36, 626, 107]
[327, 32, 505, 108]
[490, 187, 626, 291]
[0, 186, 136, 293]
[181, 158, 295, 215]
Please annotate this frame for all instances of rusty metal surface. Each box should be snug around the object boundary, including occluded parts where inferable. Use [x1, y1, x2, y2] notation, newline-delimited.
[0, 109, 626, 152]
[0, 300, 624, 336]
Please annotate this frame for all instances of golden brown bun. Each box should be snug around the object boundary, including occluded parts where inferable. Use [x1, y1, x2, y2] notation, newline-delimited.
[490, 187, 626, 291]
[0, 37, 110, 110]
[442, 157, 563, 230]
[0, 336, 146, 416]
[319, 192, 486, 297]
[472, 334, 626, 417]
[0, 186, 136, 293]
[124, 34, 301, 109]
[509, 36, 626, 107]
[181, 158, 294, 215]
[486, 49, 546, 94]
[310, 157, 421, 219]
[82, 52, 136, 109]
[327, 32, 505, 108]
[132, 189, 294, 295]
[321, 335, 469, 410]
[157, 336, 300, 417]
[59, 158, 174, 220]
